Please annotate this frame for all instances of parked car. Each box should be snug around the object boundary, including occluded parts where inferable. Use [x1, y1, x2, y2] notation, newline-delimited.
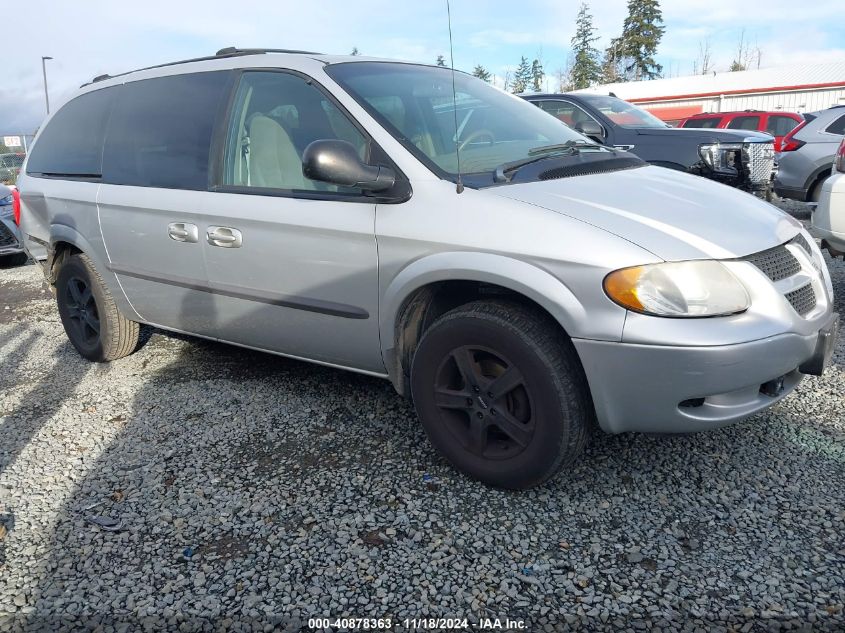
[18, 50, 837, 488]
[811, 138, 845, 258]
[0, 152, 25, 184]
[678, 110, 803, 152]
[0, 184, 29, 266]
[775, 106, 845, 202]
[523, 93, 777, 198]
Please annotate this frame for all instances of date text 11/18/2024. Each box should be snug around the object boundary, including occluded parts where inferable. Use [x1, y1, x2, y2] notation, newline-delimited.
[307, 617, 527, 630]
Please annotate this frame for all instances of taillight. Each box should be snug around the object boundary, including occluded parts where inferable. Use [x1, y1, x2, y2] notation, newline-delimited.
[835, 138, 845, 173]
[779, 121, 807, 152]
[11, 187, 21, 226]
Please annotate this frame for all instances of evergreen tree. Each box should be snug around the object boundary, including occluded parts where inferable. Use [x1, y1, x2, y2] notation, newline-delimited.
[511, 56, 532, 93]
[472, 64, 492, 82]
[350, 47, 360, 56]
[618, 0, 665, 81]
[600, 37, 625, 84]
[436, 54, 447, 67]
[570, 2, 601, 89]
[531, 59, 545, 92]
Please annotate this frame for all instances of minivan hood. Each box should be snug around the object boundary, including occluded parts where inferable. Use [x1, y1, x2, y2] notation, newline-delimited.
[490, 164, 800, 261]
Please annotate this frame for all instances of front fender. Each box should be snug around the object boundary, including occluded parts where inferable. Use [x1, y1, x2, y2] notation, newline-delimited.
[379, 251, 589, 355]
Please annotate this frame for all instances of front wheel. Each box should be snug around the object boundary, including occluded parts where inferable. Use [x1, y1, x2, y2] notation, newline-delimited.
[56, 253, 139, 361]
[410, 300, 592, 489]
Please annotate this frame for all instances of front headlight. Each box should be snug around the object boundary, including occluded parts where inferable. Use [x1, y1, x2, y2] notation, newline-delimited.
[603, 261, 750, 317]
[698, 142, 743, 176]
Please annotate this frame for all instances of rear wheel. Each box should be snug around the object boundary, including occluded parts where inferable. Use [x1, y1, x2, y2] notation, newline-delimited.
[410, 300, 591, 489]
[56, 253, 139, 361]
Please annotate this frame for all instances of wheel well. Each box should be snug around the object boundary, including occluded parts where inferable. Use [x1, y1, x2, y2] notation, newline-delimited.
[391, 280, 570, 396]
[806, 166, 832, 201]
[48, 241, 82, 285]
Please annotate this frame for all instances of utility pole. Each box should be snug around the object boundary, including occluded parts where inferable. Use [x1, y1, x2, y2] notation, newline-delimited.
[41, 56, 53, 114]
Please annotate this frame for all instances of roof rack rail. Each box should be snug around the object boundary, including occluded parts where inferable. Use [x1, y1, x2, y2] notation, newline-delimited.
[82, 47, 323, 87]
[215, 46, 322, 56]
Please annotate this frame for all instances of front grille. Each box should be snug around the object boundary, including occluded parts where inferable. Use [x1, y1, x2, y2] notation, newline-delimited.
[745, 244, 800, 281]
[792, 232, 813, 256]
[0, 222, 18, 248]
[785, 284, 817, 316]
[744, 142, 775, 185]
[745, 238, 820, 317]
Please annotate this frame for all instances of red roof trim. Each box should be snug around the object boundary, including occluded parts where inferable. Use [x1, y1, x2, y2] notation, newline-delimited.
[628, 80, 845, 104]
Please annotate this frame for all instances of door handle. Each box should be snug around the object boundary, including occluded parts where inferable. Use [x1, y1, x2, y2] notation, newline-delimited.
[207, 226, 243, 248]
[168, 222, 199, 243]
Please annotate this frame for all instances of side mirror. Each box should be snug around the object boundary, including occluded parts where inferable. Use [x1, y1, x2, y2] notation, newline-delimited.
[574, 120, 605, 143]
[302, 140, 396, 192]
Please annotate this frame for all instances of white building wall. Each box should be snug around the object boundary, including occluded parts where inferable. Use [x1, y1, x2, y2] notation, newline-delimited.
[635, 87, 845, 115]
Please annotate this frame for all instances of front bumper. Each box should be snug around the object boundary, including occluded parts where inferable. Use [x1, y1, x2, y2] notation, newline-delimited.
[0, 215, 24, 256]
[574, 313, 838, 434]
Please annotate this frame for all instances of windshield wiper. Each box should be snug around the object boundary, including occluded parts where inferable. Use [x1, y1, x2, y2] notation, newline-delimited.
[493, 140, 607, 183]
[527, 140, 604, 155]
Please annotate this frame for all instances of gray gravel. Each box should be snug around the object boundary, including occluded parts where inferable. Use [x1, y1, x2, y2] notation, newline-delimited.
[0, 198, 843, 632]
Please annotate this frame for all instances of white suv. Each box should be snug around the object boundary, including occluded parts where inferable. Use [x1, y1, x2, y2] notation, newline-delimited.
[813, 138, 845, 258]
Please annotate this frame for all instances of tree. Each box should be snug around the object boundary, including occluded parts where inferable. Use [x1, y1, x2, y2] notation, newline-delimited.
[436, 54, 447, 67]
[693, 38, 712, 75]
[531, 59, 545, 92]
[600, 37, 625, 84]
[729, 29, 762, 72]
[472, 64, 492, 82]
[614, 0, 665, 81]
[350, 47, 360, 56]
[570, 2, 602, 89]
[511, 56, 532, 93]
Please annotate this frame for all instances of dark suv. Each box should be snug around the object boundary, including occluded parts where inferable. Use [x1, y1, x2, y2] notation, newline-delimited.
[523, 94, 776, 197]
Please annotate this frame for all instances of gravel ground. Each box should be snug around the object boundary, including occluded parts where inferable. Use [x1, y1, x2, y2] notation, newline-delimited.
[0, 199, 843, 632]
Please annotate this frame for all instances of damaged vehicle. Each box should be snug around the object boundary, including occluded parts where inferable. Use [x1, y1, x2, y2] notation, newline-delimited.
[523, 93, 777, 198]
[17, 50, 838, 489]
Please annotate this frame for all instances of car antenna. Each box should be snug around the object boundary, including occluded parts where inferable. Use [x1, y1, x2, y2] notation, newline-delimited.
[446, 0, 464, 194]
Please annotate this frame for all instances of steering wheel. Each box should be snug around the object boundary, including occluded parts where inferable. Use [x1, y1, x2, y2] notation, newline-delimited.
[458, 129, 495, 152]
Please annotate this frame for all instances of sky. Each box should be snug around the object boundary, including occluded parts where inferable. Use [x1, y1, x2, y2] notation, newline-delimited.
[5, 0, 845, 135]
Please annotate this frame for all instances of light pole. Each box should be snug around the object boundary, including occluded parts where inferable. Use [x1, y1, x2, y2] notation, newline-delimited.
[41, 56, 53, 114]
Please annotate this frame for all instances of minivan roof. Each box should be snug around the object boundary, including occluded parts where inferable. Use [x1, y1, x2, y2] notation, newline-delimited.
[82, 47, 429, 88]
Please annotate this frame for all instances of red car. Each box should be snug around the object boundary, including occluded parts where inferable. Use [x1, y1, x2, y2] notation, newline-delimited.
[678, 111, 803, 152]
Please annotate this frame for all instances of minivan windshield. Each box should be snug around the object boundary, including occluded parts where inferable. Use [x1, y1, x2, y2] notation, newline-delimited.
[326, 62, 599, 185]
[578, 95, 669, 129]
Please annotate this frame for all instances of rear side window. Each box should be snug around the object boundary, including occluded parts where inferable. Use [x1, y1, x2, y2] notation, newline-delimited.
[826, 114, 845, 136]
[681, 117, 719, 128]
[26, 88, 116, 176]
[726, 115, 760, 131]
[103, 71, 230, 190]
[766, 115, 799, 137]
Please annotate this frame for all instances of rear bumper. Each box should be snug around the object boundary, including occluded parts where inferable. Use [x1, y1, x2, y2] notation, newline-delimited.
[573, 322, 834, 434]
[774, 183, 806, 201]
[811, 173, 845, 255]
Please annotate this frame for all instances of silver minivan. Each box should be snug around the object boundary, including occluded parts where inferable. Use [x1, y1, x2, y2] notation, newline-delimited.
[18, 49, 839, 488]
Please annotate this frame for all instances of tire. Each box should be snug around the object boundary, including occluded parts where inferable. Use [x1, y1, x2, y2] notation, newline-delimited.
[56, 253, 139, 362]
[809, 174, 829, 203]
[410, 300, 591, 489]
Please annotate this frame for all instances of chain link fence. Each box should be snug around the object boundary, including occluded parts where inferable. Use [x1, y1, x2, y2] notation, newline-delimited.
[0, 134, 35, 185]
